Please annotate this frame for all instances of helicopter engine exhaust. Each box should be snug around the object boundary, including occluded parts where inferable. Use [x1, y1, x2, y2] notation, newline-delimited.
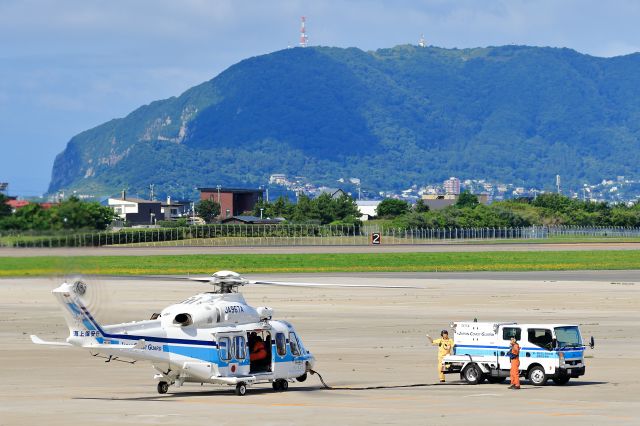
[174, 313, 193, 326]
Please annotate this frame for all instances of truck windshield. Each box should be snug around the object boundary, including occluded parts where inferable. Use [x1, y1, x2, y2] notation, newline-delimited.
[555, 326, 582, 348]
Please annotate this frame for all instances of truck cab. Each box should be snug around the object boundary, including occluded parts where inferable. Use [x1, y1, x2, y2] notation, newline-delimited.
[443, 322, 588, 386]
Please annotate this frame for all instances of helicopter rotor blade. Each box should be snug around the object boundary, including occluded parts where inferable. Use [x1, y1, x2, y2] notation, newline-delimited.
[249, 280, 420, 289]
[185, 277, 216, 283]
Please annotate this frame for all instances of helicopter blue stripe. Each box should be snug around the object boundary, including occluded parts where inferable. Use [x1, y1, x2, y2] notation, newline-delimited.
[164, 345, 219, 363]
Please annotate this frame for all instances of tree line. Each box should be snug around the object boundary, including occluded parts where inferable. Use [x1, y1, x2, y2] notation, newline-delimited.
[252, 193, 361, 225]
[379, 192, 640, 229]
[0, 195, 116, 231]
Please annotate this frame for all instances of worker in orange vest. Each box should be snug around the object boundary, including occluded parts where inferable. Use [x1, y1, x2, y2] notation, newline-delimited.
[508, 337, 521, 389]
[250, 336, 268, 362]
[427, 330, 455, 382]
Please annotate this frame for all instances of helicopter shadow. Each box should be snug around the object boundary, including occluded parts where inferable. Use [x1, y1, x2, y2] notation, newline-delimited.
[72, 385, 327, 402]
[71, 382, 472, 402]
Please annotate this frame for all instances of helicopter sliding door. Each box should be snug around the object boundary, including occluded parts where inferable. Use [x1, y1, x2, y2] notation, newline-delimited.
[248, 331, 272, 374]
[216, 332, 250, 377]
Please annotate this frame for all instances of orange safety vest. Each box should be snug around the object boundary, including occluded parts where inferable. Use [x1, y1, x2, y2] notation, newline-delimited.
[250, 341, 267, 361]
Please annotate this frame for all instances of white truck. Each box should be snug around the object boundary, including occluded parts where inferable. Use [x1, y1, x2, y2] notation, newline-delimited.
[442, 321, 592, 386]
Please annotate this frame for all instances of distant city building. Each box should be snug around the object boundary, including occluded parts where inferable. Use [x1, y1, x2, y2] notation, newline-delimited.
[269, 174, 288, 185]
[108, 190, 162, 225]
[443, 177, 461, 195]
[422, 194, 458, 210]
[6, 199, 29, 212]
[221, 215, 283, 225]
[198, 187, 263, 219]
[161, 196, 190, 221]
[422, 193, 490, 210]
[356, 200, 381, 221]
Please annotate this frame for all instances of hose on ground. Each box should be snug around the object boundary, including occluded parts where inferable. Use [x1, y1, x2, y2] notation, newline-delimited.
[309, 369, 461, 391]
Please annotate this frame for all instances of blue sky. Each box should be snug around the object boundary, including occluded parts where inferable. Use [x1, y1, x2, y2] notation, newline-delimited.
[2, 0, 640, 196]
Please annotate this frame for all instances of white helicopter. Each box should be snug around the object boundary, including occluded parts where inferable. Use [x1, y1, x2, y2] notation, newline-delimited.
[31, 270, 414, 396]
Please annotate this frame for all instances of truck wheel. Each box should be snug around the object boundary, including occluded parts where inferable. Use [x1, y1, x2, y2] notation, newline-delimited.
[553, 375, 570, 385]
[529, 366, 547, 386]
[462, 364, 482, 385]
[296, 373, 307, 382]
[235, 382, 247, 396]
[487, 377, 507, 384]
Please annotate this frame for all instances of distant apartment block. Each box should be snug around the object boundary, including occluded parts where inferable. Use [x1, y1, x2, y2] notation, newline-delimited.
[444, 177, 461, 195]
[269, 174, 288, 185]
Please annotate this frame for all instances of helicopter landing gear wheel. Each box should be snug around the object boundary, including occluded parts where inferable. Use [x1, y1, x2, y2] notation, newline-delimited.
[235, 382, 247, 396]
[272, 379, 288, 391]
[157, 381, 169, 394]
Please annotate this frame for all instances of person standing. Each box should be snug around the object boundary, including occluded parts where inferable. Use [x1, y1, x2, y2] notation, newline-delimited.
[508, 337, 521, 390]
[427, 330, 455, 382]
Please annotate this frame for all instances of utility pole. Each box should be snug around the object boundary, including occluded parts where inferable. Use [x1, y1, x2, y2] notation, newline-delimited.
[556, 175, 561, 194]
[216, 185, 221, 203]
[149, 184, 155, 201]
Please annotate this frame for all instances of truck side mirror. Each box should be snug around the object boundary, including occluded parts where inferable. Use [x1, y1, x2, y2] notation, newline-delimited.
[589, 336, 595, 349]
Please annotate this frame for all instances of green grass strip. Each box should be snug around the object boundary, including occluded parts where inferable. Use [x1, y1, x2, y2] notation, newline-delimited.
[0, 250, 639, 277]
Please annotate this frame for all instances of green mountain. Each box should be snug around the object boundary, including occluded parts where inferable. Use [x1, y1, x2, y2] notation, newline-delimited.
[49, 45, 640, 197]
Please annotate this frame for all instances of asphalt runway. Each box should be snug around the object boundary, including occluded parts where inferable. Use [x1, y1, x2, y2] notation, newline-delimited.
[2, 241, 640, 257]
[1, 272, 639, 425]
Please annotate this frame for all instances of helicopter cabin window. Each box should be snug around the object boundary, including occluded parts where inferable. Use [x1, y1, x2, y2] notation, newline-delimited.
[276, 333, 287, 356]
[289, 332, 301, 356]
[234, 336, 246, 359]
[528, 328, 553, 350]
[502, 327, 521, 341]
[218, 337, 231, 361]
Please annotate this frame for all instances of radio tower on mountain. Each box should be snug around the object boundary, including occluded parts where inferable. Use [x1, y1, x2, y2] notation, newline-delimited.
[299, 16, 308, 47]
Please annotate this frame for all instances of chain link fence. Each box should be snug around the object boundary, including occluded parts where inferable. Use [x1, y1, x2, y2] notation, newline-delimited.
[2, 225, 640, 248]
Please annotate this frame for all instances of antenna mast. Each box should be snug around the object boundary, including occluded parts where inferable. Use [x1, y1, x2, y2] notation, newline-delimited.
[418, 33, 426, 48]
[299, 16, 308, 47]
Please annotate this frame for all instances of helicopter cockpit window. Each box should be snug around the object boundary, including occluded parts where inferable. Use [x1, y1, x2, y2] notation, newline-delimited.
[275, 333, 287, 356]
[289, 332, 301, 356]
[234, 336, 246, 359]
[218, 337, 231, 361]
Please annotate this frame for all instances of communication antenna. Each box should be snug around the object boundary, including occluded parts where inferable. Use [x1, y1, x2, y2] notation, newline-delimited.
[300, 16, 308, 47]
[418, 33, 426, 48]
[556, 175, 561, 194]
[149, 184, 155, 201]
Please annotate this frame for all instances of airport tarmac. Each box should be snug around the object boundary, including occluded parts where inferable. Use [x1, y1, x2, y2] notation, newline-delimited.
[2, 241, 640, 257]
[1, 272, 639, 425]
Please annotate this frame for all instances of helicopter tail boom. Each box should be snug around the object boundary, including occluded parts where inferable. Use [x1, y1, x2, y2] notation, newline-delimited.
[51, 281, 107, 346]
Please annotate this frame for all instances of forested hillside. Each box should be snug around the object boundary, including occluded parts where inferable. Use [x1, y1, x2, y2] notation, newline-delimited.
[49, 45, 640, 197]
